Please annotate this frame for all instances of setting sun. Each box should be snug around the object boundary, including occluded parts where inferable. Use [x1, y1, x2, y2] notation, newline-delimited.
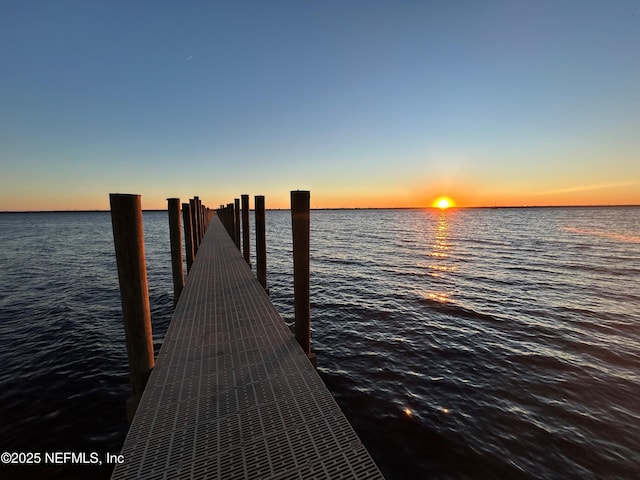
[433, 197, 454, 209]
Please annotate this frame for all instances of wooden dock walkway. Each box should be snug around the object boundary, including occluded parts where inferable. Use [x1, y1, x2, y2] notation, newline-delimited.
[111, 215, 383, 479]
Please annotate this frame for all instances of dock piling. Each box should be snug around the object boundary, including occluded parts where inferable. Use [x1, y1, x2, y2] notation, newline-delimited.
[226, 202, 235, 239]
[167, 198, 184, 304]
[241, 194, 251, 266]
[255, 195, 268, 294]
[194, 196, 202, 246]
[234, 198, 241, 250]
[109, 193, 155, 421]
[291, 190, 313, 363]
[199, 198, 205, 238]
[182, 202, 194, 272]
[189, 199, 198, 254]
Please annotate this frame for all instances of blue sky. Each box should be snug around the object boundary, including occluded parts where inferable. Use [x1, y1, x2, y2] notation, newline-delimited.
[1, 1, 638, 210]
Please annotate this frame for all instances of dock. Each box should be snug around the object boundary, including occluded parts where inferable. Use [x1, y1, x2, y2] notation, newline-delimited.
[111, 214, 383, 479]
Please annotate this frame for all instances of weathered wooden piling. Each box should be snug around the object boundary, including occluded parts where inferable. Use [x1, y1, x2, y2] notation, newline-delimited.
[226, 202, 235, 239]
[203, 202, 207, 231]
[255, 195, 268, 293]
[109, 193, 155, 421]
[241, 194, 251, 266]
[199, 198, 205, 239]
[202, 202, 206, 234]
[167, 198, 184, 305]
[182, 202, 194, 272]
[189, 198, 198, 254]
[198, 200, 203, 239]
[194, 196, 202, 245]
[291, 190, 312, 361]
[225, 204, 233, 238]
[234, 198, 241, 250]
[197, 197, 202, 242]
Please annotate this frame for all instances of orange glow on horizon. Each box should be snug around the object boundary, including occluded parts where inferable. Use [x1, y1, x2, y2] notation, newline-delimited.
[3, 183, 640, 212]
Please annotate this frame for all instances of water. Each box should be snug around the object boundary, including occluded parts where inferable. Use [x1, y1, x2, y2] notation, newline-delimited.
[1, 207, 639, 479]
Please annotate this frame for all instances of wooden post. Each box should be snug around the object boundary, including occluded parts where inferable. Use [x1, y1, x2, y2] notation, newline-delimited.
[167, 198, 184, 305]
[182, 202, 194, 273]
[227, 203, 235, 239]
[193, 196, 202, 248]
[234, 198, 241, 250]
[201, 201, 206, 233]
[255, 195, 268, 293]
[194, 196, 202, 245]
[109, 193, 155, 421]
[198, 198, 205, 239]
[241, 194, 251, 266]
[189, 198, 198, 254]
[201, 202, 206, 233]
[291, 190, 313, 364]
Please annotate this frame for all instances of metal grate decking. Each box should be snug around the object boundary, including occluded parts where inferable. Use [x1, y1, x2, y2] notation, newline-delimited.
[111, 216, 383, 479]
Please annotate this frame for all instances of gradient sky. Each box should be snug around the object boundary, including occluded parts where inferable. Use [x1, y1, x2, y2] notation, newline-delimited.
[1, 1, 639, 210]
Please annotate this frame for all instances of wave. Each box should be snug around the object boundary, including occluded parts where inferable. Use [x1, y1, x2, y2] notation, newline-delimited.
[562, 227, 640, 244]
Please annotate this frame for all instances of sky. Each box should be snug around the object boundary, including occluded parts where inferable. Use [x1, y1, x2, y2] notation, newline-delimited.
[1, 1, 639, 210]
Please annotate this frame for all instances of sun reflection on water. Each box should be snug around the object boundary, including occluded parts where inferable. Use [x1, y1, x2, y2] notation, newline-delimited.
[428, 292, 449, 302]
[424, 211, 454, 302]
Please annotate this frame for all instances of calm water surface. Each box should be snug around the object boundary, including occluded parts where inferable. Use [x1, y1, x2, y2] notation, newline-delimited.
[0, 207, 639, 479]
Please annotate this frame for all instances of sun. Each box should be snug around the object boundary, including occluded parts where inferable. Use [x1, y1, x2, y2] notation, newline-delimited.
[433, 196, 454, 209]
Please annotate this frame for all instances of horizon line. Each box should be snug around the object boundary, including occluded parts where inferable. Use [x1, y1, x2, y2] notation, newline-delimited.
[1, 203, 639, 214]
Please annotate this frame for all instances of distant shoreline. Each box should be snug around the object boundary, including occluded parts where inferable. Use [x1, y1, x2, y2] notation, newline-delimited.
[1, 204, 639, 214]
